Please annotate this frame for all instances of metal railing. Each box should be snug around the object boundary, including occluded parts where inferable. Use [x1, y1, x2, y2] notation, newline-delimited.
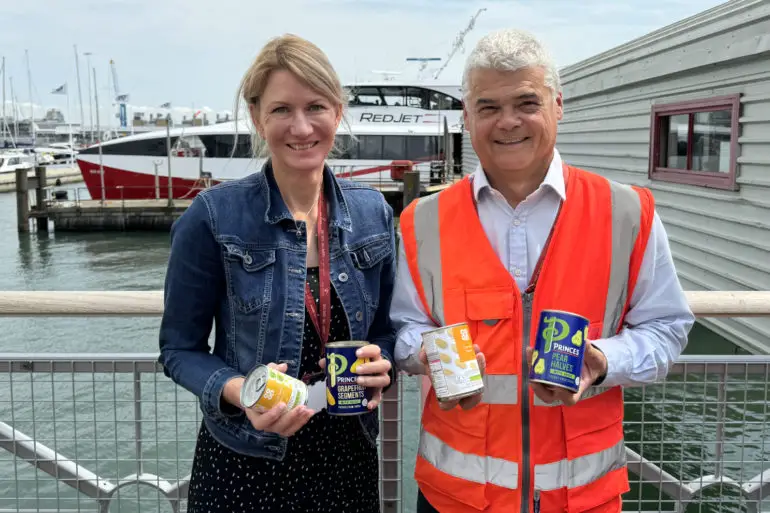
[0, 290, 769, 513]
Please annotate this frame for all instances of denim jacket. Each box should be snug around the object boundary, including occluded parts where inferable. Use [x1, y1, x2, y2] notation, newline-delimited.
[158, 160, 397, 459]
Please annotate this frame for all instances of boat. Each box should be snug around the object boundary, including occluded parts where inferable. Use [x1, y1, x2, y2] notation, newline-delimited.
[75, 82, 467, 201]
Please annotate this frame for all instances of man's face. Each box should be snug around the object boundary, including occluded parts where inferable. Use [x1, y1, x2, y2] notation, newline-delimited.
[463, 66, 563, 178]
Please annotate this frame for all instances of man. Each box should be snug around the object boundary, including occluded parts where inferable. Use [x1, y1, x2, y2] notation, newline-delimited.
[391, 28, 694, 513]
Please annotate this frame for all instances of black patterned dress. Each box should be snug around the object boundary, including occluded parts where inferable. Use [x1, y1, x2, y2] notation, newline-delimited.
[186, 266, 380, 513]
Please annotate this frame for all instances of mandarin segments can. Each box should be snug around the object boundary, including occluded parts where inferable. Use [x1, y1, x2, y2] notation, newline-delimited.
[240, 365, 309, 411]
[422, 322, 484, 403]
[529, 309, 589, 393]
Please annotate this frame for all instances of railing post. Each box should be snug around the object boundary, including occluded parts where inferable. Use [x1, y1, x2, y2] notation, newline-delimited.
[15, 166, 30, 233]
[380, 378, 402, 513]
[402, 171, 420, 210]
[35, 166, 49, 232]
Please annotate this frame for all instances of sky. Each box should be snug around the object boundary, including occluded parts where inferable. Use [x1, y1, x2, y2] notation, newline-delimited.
[1, 0, 728, 127]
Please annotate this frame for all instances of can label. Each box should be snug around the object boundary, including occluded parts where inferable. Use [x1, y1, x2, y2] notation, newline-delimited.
[241, 365, 308, 412]
[529, 310, 589, 392]
[423, 323, 484, 402]
[326, 342, 372, 416]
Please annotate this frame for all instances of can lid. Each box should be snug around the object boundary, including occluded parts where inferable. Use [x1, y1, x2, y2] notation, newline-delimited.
[240, 366, 267, 407]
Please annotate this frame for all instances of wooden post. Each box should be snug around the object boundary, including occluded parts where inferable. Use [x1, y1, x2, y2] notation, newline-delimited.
[16, 167, 30, 233]
[35, 166, 48, 232]
[402, 170, 420, 210]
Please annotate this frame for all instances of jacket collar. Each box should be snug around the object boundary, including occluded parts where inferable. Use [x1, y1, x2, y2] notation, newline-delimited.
[260, 159, 353, 232]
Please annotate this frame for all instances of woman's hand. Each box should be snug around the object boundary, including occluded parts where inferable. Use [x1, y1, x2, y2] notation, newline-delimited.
[319, 344, 392, 410]
[239, 363, 316, 437]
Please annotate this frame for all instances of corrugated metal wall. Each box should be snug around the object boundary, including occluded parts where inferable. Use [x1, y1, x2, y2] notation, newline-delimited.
[556, 0, 770, 353]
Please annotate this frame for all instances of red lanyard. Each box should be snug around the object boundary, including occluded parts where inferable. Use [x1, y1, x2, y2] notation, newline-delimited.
[304, 186, 331, 356]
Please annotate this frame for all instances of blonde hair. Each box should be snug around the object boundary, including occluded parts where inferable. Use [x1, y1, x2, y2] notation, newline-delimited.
[233, 34, 350, 159]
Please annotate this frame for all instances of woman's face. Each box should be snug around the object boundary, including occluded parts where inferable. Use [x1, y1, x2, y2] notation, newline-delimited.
[251, 69, 341, 175]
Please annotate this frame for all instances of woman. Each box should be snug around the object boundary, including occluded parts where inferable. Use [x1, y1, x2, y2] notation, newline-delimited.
[158, 34, 397, 513]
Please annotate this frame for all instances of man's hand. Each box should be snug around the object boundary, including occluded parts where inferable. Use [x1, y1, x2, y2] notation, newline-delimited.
[527, 340, 607, 406]
[319, 344, 392, 410]
[419, 344, 486, 411]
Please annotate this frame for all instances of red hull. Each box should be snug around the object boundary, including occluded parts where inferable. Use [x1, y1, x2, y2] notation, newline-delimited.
[78, 159, 215, 200]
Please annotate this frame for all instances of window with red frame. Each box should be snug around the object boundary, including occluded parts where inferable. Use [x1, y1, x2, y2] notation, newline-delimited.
[649, 94, 740, 190]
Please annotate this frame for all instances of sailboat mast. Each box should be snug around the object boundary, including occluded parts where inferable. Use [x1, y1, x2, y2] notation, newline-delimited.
[25, 49, 35, 145]
[74, 45, 85, 144]
[1, 57, 6, 145]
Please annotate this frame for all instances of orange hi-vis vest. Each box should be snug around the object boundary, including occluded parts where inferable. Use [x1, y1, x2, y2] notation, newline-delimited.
[399, 164, 655, 513]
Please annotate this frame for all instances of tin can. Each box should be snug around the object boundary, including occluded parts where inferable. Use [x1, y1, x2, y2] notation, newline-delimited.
[529, 310, 589, 392]
[326, 341, 373, 416]
[240, 365, 309, 411]
[422, 322, 484, 402]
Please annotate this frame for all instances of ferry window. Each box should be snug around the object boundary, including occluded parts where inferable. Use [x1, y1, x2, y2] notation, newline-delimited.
[348, 87, 382, 106]
[406, 136, 440, 161]
[649, 94, 739, 190]
[382, 135, 406, 159]
[358, 135, 383, 159]
[198, 134, 252, 158]
[334, 134, 356, 159]
[80, 137, 178, 156]
[405, 88, 430, 109]
[379, 87, 405, 107]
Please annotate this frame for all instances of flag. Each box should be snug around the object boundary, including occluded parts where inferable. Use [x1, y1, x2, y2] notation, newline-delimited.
[51, 83, 67, 95]
[160, 102, 171, 109]
[115, 94, 129, 102]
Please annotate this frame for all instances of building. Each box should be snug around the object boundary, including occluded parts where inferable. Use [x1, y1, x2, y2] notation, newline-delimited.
[556, 0, 770, 353]
[460, 0, 770, 353]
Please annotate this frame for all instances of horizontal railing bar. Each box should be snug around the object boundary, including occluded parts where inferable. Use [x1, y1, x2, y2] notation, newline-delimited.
[1, 353, 769, 373]
[0, 354, 163, 373]
[0, 290, 768, 316]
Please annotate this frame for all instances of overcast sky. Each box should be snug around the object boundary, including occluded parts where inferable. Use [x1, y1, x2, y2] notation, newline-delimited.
[2, 0, 727, 125]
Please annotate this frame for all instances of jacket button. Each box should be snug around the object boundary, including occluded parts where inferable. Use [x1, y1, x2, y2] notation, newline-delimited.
[243, 254, 253, 265]
[338, 272, 349, 282]
[356, 311, 363, 321]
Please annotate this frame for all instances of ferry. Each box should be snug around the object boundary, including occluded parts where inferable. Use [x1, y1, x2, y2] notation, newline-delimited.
[75, 82, 466, 200]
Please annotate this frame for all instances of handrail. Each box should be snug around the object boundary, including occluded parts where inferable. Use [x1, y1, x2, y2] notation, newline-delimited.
[0, 290, 768, 316]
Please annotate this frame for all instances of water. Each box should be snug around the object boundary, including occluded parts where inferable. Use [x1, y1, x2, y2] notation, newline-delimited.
[0, 188, 767, 512]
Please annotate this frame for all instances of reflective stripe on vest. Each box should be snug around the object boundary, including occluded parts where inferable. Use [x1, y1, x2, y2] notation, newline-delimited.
[534, 439, 626, 491]
[409, 175, 644, 492]
[419, 431, 520, 489]
[419, 430, 626, 492]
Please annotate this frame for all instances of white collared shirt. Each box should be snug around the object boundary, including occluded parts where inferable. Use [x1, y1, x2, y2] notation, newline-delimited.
[390, 148, 695, 388]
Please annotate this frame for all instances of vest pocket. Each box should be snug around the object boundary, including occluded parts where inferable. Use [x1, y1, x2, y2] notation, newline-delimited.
[462, 288, 517, 370]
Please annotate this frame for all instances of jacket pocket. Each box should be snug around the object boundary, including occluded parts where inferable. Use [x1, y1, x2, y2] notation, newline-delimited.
[348, 235, 392, 309]
[222, 242, 275, 315]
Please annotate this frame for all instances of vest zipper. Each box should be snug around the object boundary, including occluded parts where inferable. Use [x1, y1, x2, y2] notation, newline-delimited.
[521, 292, 533, 512]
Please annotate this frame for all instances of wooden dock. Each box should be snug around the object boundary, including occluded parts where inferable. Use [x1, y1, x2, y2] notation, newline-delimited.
[15, 168, 451, 233]
[33, 199, 193, 232]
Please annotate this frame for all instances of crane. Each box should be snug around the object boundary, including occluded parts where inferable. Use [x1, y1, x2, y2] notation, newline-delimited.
[432, 8, 486, 80]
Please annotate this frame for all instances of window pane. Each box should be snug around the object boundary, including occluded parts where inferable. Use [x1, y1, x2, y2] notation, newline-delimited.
[661, 114, 689, 170]
[358, 135, 382, 159]
[382, 135, 405, 159]
[692, 110, 731, 173]
[406, 136, 439, 161]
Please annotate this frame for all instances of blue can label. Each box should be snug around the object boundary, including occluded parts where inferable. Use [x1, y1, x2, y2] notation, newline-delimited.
[529, 310, 589, 392]
[326, 343, 372, 416]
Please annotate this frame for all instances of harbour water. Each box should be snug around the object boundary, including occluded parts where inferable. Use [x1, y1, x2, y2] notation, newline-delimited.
[0, 187, 767, 512]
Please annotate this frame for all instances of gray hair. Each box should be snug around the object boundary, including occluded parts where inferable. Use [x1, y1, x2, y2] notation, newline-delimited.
[462, 28, 561, 99]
